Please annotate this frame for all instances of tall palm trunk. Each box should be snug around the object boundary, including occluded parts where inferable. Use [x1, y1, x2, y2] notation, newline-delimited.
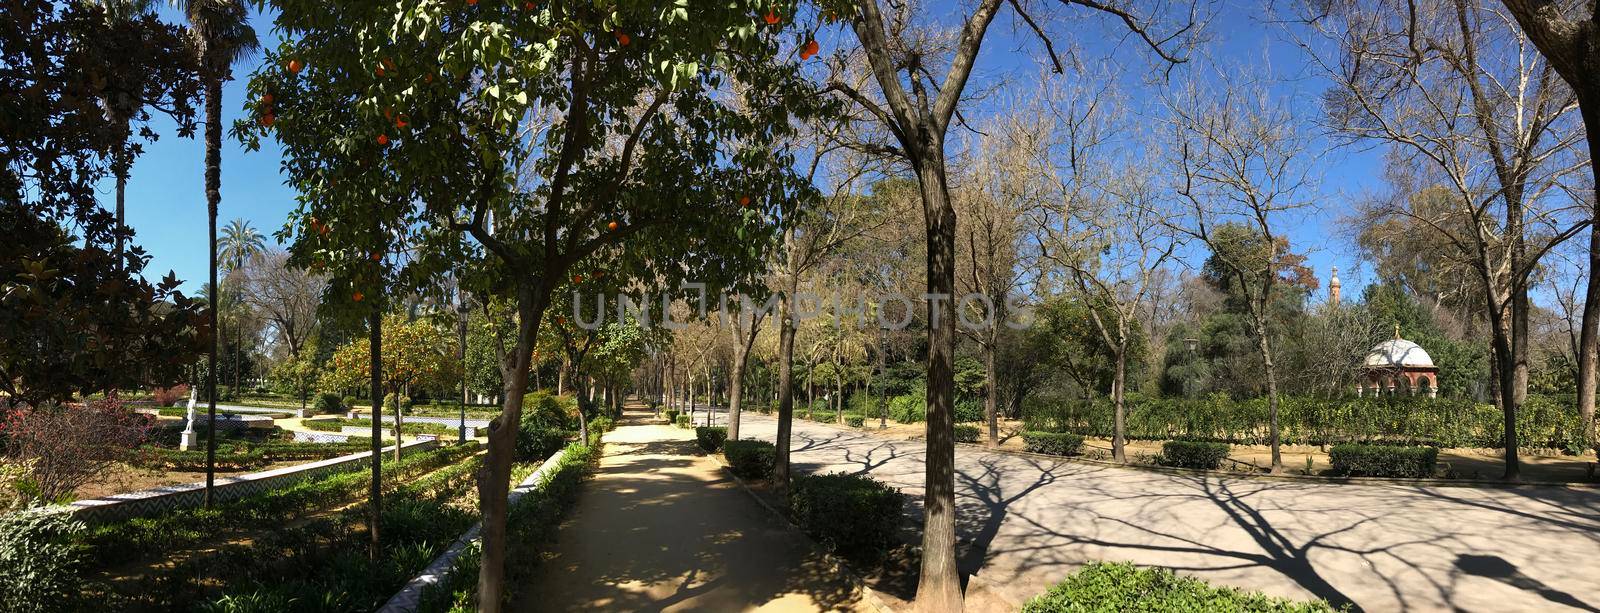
[202, 75, 222, 508]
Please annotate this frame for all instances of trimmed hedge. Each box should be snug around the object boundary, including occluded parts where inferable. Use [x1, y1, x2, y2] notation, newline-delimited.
[132, 440, 376, 472]
[1329, 444, 1438, 478]
[0, 508, 86, 613]
[303, 417, 457, 436]
[954, 425, 981, 443]
[789, 473, 904, 563]
[674, 414, 692, 428]
[846, 416, 865, 428]
[1158, 441, 1231, 470]
[314, 392, 343, 414]
[664, 409, 680, 423]
[1023, 392, 1590, 451]
[724, 440, 776, 480]
[696, 426, 728, 452]
[1022, 562, 1336, 612]
[1022, 431, 1084, 456]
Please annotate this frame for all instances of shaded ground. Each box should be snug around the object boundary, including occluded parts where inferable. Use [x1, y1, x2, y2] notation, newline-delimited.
[514, 411, 865, 612]
[741, 414, 1600, 612]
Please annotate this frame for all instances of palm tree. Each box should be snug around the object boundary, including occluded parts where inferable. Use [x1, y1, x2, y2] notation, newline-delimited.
[219, 218, 266, 272]
[81, 0, 157, 264]
[218, 219, 265, 398]
[174, 0, 257, 508]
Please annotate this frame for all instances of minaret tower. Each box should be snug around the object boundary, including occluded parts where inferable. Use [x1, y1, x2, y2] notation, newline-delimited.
[1329, 266, 1342, 307]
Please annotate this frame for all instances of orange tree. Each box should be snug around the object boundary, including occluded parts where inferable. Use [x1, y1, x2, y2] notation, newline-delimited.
[320, 313, 461, 457]
[236, 0, 829, 605]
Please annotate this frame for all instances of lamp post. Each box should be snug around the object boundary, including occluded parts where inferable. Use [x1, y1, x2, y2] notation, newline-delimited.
[457, 289, 469, 444]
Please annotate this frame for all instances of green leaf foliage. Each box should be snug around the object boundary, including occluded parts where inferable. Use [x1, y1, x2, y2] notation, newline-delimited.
[1022, 562, 1338, 612]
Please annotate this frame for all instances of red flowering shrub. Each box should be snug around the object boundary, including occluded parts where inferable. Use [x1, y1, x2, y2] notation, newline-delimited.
[2, 400, 152, 505]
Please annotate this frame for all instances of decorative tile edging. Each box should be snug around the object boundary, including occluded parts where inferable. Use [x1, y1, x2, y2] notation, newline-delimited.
[61, 439, 440, 524]
[377, 446, 574, 613]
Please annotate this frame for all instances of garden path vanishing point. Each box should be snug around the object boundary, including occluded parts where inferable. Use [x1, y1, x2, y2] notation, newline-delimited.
[514, 410, 867, 612]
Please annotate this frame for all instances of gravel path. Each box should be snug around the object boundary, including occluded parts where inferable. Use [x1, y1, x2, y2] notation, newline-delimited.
[514, 412, 866, 612]
[738, 414, 1600, 612]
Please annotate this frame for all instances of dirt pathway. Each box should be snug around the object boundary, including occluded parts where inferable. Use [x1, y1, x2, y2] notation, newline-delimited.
[513, 410, 866, 612]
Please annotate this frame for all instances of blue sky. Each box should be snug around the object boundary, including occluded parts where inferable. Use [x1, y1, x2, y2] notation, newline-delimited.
[113, 2, 1380, 301]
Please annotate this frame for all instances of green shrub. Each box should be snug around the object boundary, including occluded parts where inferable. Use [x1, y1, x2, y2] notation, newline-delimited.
[303, 417, 456, 436]
[789, 473, 904, 563]
[1158, 441, 1231, 470]
[515, 426, 570, 463]
[520, 392, 577, 431]
[954, 425, 981, 443]
[674, 414, 692, 428]
[1022, 562, 1337, 612]
[0, 508, 87, 613]
[665, 409, 680, 423]
[724, 440, 776, 480]
[846, 416, 865, 428]
[589, 416, 614, 434]
[696, 426, 728, 452]
[341, 396, 358, 410]
[1022, 431, 1084, 456]
[889, 393, 925, 423]
[1329, 444, 1438, 478]
[955, 398, 984, 423]
[314, 393, 343, 415]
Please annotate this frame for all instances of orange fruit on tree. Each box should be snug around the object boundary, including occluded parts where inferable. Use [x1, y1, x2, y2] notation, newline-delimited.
[607, 221, 619, 231]
[801, 39, 819, 60]
[287, 59, 303, 74]
[259, 113, 275, 127]
[377, 134, 390, 146]
[395, 115, 409, 128]
[556, 315, 567, 325]
[764, 10, 779, 24]
[614, 31, 630, 46]
[466, 0, 477, 5]
[353, 291, 364, 302]
[371, 252, 381, 261]
[572, 274, 584, 284]
[739, 196, 750, 207]
[382, 57, 396, 71]
[523, 1, 534, 9]
[260, 93, 274, 106]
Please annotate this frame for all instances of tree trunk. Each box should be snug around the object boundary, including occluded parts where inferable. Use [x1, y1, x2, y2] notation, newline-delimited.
[1111, 346, 1127, 463]
[557, 356, 568, 395]
[202, 75, 222, 509]
[775, 286, 797, 494]
[984, 339, 999, 448]
[1576, 100, 1600, 438]
[367, 307, 383, 560]
[392, 389, 404, 462]
[730, 338, 748, 441]
[1489, 303, 1523, 481]
[477, 287, 547, 612]
[1253, 309, 1284, 474]
[914, 152, 963, 613]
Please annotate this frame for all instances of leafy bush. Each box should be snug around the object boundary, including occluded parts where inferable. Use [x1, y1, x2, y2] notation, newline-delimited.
[675, 414, 692, 428]
[1022, 562, 1336, 612]
[1329, 444, 1438, 478]
[789, 473, 904, 563]
[1022, 431, 1084, 456]
[341, 396, 358, 411]
[846, 416, 866, 428]
[696, 427, 728, 452]
[889, 393, 925, 423]
[520, 392, 577, 431]
[954, 425, 981, 443]
[589, 416, 614, 435]
[314, 393, 343, 415]
[665, 409, 680, 423]
[0, 508, 87, 613]
[955, 398, 984, 423]
[1158, 441, 1231, 470]
[724, 440, 776, 480]
[515, 426, 570, 463]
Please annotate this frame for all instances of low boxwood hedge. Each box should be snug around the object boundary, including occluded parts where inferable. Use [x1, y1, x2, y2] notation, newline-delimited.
[674, 414, 692, 429]
[789, 473, 904, 563]
[954, 425, 981, 443]
[303, 417, 456, 436]
[724, 440, 776, 480]
[846, 416, 865, 428]
[1329, 444, 1438, 478]
[664, 409, 680, 424]
[1158, 441, 1231, 470]
[696, 426, 728, 452]
[1022, 562, 1337, 612]
[1022, 431, 1084, 456]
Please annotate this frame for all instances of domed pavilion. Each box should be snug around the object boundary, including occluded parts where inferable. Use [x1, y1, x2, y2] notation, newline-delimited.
[1357, 327, 1439, 398]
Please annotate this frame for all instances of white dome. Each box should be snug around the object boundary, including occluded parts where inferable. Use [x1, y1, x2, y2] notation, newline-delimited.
[1364, 338, 1435, 368]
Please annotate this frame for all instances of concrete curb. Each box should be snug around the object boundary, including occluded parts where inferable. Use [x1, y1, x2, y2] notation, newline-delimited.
[698, 443, 900, 613]
[377, 446, 575, 613]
